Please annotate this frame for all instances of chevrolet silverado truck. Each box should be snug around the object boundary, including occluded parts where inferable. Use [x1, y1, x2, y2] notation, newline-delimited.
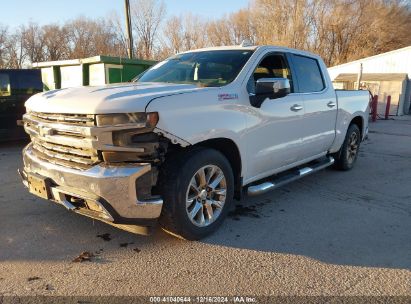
[19, 45, 369, 240]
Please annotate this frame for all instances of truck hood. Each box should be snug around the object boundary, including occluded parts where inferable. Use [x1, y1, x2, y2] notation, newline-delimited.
[25, 82, 207, 114]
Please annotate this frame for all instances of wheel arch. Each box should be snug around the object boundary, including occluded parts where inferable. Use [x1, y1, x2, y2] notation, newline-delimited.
[193, 138, 243, 200]
[350, 115, 364, 138]
[329, 111, 367, 154]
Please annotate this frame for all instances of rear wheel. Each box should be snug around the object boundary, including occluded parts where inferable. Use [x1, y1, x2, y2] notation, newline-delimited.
[333, 124, 361, 171]
[159, 148, 234, 240]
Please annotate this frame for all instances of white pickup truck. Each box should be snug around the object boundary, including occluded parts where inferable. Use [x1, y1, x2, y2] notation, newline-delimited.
[20, 45, 369, 240]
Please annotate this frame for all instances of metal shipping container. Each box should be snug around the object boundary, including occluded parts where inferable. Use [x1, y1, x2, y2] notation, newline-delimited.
[32, 55, 157, 90]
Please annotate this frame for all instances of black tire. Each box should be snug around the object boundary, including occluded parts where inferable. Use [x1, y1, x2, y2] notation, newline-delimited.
[158, 147, 234, 240]
[332, 123, 361, 171]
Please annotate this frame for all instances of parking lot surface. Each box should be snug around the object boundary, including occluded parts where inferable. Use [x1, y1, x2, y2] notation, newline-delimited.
[0, 117, 410, 296]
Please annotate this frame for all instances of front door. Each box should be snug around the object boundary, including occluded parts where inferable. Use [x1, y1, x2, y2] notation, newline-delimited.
[244, 53, 305, 182]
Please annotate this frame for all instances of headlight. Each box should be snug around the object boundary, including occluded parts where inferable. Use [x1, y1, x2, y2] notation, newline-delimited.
[96, 112, 159, 127]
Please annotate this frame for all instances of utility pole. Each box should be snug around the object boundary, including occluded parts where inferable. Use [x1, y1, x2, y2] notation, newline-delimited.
[356, 63, 363, 90]
[124, 0, 133, 59]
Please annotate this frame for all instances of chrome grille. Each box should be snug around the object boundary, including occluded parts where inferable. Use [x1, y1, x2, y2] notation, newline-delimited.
[29, 112, 95, 126]
[24, 112, 99, 170]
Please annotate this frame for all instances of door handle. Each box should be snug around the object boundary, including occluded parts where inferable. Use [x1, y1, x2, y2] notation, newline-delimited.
[327, 101, 336, 108]
[290, 104, 303, 111]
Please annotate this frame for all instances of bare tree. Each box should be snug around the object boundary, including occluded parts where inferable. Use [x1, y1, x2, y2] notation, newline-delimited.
[108, 12, 129, 58]
[5, 31, 25, 68]
[65, 17, 125, 59]
[305, 0, 411, 66]
[161, 13, 208, 58]
[65, 17, 98, 58]
[1, 0, 410, 68]
[131, 0, 165, 59]
[207, 9, 256, 46]
[0, 24, 8, 68]
[229, 9, 257, 45]
[43, 24, 69, 61]
[348, 0, 411, 61]
[207, 17, 234, 46]
[251, 0, 311, 48]
[161, 16, 184, 55]
[182, 14, 208, 50]
[21, 22, 45, 63]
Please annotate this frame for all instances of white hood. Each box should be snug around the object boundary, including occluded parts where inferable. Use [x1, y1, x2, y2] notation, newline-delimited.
[25, 82, 204, 114]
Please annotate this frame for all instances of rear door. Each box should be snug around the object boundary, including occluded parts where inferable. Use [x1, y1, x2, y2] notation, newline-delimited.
[289, 54, 337, 159]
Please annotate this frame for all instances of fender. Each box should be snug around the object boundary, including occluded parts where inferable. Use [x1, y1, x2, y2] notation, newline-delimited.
[145, 89, 248, 177]
[329, 110, 369, 153]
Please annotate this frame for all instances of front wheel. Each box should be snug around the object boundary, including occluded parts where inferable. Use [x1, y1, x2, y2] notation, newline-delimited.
[158, 148, 234, 240]
[332, 124, 361, 171]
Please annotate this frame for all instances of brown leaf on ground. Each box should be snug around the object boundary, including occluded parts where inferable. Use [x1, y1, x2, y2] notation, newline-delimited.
[27, 276, 41, 282]
[133, 248, 141, 253]
[120, 242, 134, 248]
[96, 233, 111, 241]
[72, 251, 94, 263]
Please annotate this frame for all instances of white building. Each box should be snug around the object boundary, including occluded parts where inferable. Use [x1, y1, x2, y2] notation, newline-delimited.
[328, 46, 411, 115]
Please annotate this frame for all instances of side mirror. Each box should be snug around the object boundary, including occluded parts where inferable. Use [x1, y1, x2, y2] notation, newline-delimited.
[255, 78, 291, 99]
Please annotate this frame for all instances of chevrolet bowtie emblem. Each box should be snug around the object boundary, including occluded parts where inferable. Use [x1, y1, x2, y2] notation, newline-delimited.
[38, 125, 54, 137]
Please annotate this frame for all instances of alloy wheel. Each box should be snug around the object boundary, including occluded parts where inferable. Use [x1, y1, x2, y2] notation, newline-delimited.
[185, 165, 227, 227]
[347, 132, 359, 164]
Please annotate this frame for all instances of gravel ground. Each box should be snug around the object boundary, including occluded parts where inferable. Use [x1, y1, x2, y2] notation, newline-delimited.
[0, 117, 410, 297]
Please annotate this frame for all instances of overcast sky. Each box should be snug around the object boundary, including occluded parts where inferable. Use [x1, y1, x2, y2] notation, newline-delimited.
[3, 0, 250, 28]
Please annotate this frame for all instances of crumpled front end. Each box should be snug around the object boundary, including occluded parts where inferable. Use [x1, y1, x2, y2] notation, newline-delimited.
[20, 111, 165, 234]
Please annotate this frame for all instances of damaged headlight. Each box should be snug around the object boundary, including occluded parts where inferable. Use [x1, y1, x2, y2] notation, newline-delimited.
[96, 113, 161, 163]
[103, 133, 162, 163]
[96, 112, 159, 127]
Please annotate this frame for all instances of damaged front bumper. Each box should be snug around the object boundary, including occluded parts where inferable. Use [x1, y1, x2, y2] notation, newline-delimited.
[20, 143, 163, 235]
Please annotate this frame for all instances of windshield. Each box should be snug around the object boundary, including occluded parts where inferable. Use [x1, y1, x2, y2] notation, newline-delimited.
[136, 50, 253, 87]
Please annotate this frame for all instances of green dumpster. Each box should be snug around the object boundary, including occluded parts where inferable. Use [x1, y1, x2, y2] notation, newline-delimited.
[32, 56, 157, 91]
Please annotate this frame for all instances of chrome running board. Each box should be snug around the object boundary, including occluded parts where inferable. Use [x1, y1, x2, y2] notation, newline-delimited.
[247, 156, 335, 196]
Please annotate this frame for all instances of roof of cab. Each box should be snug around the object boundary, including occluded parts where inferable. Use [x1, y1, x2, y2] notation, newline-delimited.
[179, 45, 258, 53]
[179, 45, 320, 59]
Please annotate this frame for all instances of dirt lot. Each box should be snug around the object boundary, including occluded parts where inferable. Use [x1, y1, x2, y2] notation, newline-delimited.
[0, 117, 410, 297]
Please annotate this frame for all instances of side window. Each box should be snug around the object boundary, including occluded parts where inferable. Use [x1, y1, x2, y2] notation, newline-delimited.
[292, 55, 325, 93]
[0, 73, 11, 97]
[247, 54, 294, 94]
